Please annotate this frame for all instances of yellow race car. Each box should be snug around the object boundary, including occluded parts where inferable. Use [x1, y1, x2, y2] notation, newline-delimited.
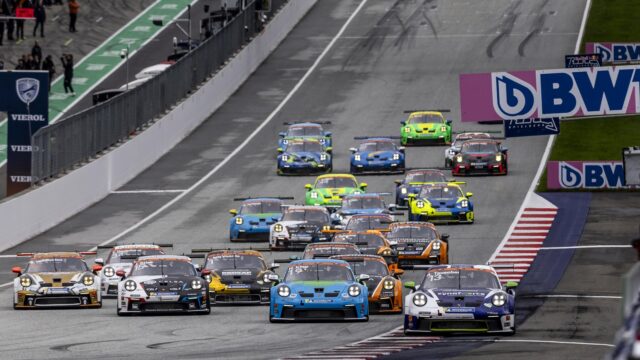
[407, 183, 474, 224]
[12, 252, 102, 309]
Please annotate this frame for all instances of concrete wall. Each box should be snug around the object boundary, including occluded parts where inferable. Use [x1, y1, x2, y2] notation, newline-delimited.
[0, 0, 317, 252]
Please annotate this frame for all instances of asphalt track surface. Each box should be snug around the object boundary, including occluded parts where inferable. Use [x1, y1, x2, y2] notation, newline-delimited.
[0, 0, 588, 358]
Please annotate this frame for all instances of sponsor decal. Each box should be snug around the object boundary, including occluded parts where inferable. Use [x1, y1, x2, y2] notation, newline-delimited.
[504, 117, 560, 138]
[547, 161, 625, 189]
[565, 54, 602, 68]
[586, 42, 640, 64]
[10, 114, 46, 121]
[460, 65, 640, 122]
[16, 78, 40, 105]
[10, 176, 32, 183]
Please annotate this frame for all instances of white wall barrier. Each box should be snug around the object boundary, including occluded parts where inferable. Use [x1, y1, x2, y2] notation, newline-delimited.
[0, 0, 317, 252]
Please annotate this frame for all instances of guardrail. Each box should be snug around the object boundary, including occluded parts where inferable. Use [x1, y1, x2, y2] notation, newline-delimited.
[31, 0, 286, 183]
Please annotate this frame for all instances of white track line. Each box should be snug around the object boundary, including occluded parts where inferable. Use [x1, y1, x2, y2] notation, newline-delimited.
[0, 282, 11, 288]
[540, 245, 631, 250]
[87, 0, 369, 251]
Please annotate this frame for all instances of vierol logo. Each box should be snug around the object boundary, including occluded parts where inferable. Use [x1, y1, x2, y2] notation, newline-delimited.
[491, 73, 536, 119]
[16, 78, 40, 105]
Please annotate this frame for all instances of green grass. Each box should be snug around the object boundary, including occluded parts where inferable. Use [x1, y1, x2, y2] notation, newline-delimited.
[537, 0, 640, 191]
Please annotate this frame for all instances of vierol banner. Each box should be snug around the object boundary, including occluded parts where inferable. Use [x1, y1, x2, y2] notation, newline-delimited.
[585, 43, 640, 64]
[503, 117, 560, 138]
[459, 65, 640, 122]
[0, 71, 49, 196]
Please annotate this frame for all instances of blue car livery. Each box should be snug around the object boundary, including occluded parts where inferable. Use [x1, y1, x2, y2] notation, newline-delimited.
[229, 198, 291, 241]
[331, 193, 392, 225]
[270, 259, 369, 322]
[278, 122, 332, 148]
[277, 139, 332, 175]
[394, 169, 459, 207]
[350, 137, 405, 174]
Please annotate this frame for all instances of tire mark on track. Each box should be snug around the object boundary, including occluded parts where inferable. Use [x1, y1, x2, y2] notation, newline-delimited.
[51, 339, 126, 352]
[518, 0, 551, 56]
[147, 337, 218, 349]
[486, 0, 521, 58]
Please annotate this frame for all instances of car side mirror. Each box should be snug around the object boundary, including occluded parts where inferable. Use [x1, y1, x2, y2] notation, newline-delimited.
[289, 255, 300, 261]
[326, 146, 333, 154]
[400, 121, 406, 126]
[263, 273, 280, 284]
[398, 146, 405, 152]
[394, 179, 402, 185]
[505, 280, 518, 294]
[356, 274, 370, 284]
[277, 147, 283, 153]
[446, 119, 452, 125]
[349, 147, 357, 153]
[407, 193, 417, 199]
[11, 266, 22, 275]
[466, 192, 473, 198]
[403, 281, 416, 291]
[305, 184, 312, 190]
[269, 263, 280, 271]
[94, 258, 104, 266]
[501, 146, 509, 153]
[115, 269, 126, 278]
[229, 209, 238, 216]
[360, 182, 368, 190]
[388, 204, 397, 211]
[92, 264, 103, 274]
[441, 233, 450, 243]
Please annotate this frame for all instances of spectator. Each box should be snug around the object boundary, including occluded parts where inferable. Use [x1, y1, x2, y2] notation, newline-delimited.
[41, 54, 55, 90]
[33, 0, 45, 37]
[0, 18, 4, 46]
[6, 0, 14, 41]
[67, 0, 78, 33]
[31, 41, 41, 65]
[61, 53, 74, 95]
[16, 58, 24, 69]
[15, 0, 25, 41]
[27, 54, 38, 69]
[0, 60, 4, 70]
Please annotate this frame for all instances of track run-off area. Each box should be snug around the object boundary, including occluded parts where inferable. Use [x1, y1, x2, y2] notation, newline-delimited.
[0, 0, 605, 359]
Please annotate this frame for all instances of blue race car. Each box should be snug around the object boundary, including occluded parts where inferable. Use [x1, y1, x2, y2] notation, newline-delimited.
[394, 169, 461, 207]
[277, 139, 332, 175]
[407, 183, 474, 224]
[229, 197, 293, 241]
[330, 193, 396, 226]
[269, 259, 369, 322]
[278, 121, 332, 148]
[403, 264, 517, 335]
[350, 137, 405, 174]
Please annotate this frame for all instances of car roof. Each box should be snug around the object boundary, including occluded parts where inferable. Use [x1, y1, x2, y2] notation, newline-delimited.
[425, 264, 497, 273]
[462, 139, 500, 145]
[31, 252, 83, 259]
[289, 122, 322, 128]
[306, 242, 358, 249]
[389, 221, 436, 229]
[206, 250, 264, 258]
[285, 205, 329, 212]
[136, 255, 192, 262]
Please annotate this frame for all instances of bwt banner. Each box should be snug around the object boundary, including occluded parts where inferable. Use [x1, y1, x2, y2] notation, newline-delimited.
[460, 65, 640, 122]
[0, 71, 49, 196]
[547, 161, 625, 189]
[585, 42, 640, 64]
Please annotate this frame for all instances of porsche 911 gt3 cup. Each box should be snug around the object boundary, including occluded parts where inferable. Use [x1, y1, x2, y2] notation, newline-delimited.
[277, 139, 332, 175]
[305, 174, 367, 208]
[394, 169, 461, 207]
[444, 132, 496, 168]
[117, 255, 210, 315]
[408, 183, 474, 224]
[278, 121, 332, 148]
[400, 110, 452, 146]
[270, 206, 333, 250]
[12, 252, 102, 309]
[452, 139, 509, 176]
[302, 243, 361, 259]
[349, 137, 405, 174]
[330, 193, 395, 226]
[229, 197, 293, 241]
[403, 265, 517, 335]
[387, 222, 449, 265]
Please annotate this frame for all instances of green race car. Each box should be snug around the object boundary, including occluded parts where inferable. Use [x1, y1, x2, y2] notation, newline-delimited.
[305, 174, 367, 208]
[401, 110, 452, 146]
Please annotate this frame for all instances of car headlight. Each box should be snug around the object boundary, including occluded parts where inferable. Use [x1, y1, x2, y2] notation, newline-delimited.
[124, 280, 137, 291]
[321, 153, 328, 161]
[282, 139, 288, 145]
[413, 293, 427, 306]
[432, 241, 441, 250]
[496, 154, 503, 162]
[492, 293, 507, 307]
[354, 154, 361, 161]
[400, 187, 407, 195]
[381, 249, 392, 256]
[204, 274, 212, 283]
[348, 285, 361, 297]
[282, 154, 289, 161]
[20, 276, 32, 287]
[416, 201, 425, 208]
[278, 285, 291, 297]
[404, 126, 411, 133]
[383, 280, 394, 290]
[310, 192, 318, 199]
[82, 275, 95, 286]
[393, 153, 400, 160]
[460, 200, 469, 208]
[274, 223, 284, 232]
[441, 126, 447, 132]
[235, 217, 243, 225]
[456, 155, 463, 163]
[191, 280, 203, 290]
[103, 266, 115, 278]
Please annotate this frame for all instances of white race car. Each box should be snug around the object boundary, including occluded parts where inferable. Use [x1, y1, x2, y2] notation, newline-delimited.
[444, 132, 495, 168]
[269, 206, 332, 250]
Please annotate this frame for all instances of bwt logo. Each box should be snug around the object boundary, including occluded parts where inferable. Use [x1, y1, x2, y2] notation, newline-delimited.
[491, 65, 640, 120]
[593, 43, 640, 63]
[559, 162, 624, 189]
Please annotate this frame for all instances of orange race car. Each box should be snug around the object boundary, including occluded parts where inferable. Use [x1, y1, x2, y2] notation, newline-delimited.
[385, 222, 449, 267]
[332, 254, 403, 313]
[332, 231, 401, 273]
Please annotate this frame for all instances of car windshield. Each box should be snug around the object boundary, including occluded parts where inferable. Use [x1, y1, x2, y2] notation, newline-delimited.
[346, 216, 391, 231]
[130, 259, 196, 276]
[453, 133, 491, 146]
[240, 201, 282, 214]
[405, 171, 447, 183]
[285, 263, 354, 282]
[286, 142, 323, 153]
[26, 257, 88, 272]
[421, 269, 500, 289]
[288, 126, 323, 137]
[387, 225, 437, 241]
[358, 141, 396, 152]
[205, 254, 266, 271]
[107, 248, 165, 264]
[343, 197, 384, 210]
[334, 233, 386, 247]
[461, 142, 498, 153]
[282, 209, 329, 224]
[315, 177, 358, 189]
[346, 260, 389, 277]
[419, 186, 463, 200]
[304, 246, 359, 259]
[408, 114, 442, 124]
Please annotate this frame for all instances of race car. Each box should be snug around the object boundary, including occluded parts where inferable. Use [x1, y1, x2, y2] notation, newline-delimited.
[451, 139, 509, 176]
[386, 222, 449, 266]
[301, 243, 361, 259]
[194, 249, 279, 305]
[305, 174, 367, 208]
[270, 206, 332, 250]
[394, 169, 461, 207]
[277, 139, 332, 175]
[229, 197, 293, 241]
[400, 110, 452, 146]
[332, 231, 399, 272]
[407, 183, 474, 224]
[403, 264, 517, 335]
[116, 255, 210, 315]
[444, 132, 498, 168]
[330, 193, 395, 226]
[12, 252, 102, 309]
[332, 255, 403, 313]
[344, 214, 394, 233]
[278, 121, 332, 148]
[349, 137, 405, 174]
[94, 244, 169, 297]
[269, 259, 369, 322]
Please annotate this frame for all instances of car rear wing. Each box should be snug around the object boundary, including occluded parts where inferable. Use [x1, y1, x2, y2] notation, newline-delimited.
[17, 251, 98, 257]
[283, 121, 331, 125]
[404, 167, 450, 172]
[233, 196, 295, 201]
[403, 109, 451, 113]
[96, 243, 173, 249]
[453, 130, 505, 140]
[329, 256, 365, 262]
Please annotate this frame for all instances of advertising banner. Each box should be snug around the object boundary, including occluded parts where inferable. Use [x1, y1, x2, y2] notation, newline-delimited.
[460, 65, 640, 122]
[547, 161, 625, 189]
[504, 117, 560, 138]
[565, 54, 602, 68]
[585, 42, 640, 64]
[0, 71, 49, 196]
